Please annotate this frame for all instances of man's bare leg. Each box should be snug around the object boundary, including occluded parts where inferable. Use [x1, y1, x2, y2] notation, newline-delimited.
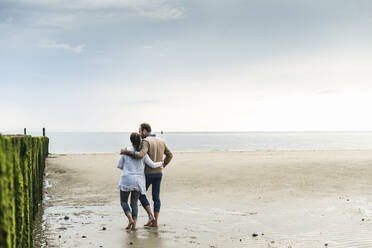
[151, 212, 159, 227]
[144, 205, 155, 226]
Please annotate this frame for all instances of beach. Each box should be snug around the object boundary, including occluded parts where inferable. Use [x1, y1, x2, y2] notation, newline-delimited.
[36, 150, 372, 248]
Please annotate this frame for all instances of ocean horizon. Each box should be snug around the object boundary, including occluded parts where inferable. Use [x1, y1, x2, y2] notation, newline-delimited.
[3, 131, 372, 154]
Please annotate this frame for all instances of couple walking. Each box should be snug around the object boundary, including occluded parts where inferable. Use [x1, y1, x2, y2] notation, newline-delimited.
[117, 123, 173, 230]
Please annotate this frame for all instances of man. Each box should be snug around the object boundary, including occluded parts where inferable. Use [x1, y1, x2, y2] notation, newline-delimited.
[121, 123, 173, 227]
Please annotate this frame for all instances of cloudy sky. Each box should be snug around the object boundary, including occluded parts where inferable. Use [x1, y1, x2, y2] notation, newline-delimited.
[1, 0, 372, 132]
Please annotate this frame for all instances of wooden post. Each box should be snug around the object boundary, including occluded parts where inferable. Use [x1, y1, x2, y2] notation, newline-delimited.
[43, 128, 45, 137]
[24, 128, 26, 135]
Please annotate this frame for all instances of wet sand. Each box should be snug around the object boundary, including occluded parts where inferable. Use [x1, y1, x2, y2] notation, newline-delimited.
[37, 150, 372, 247]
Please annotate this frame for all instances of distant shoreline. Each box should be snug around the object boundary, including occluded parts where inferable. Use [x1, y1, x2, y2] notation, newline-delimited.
[49, 148, 372, 156]
[4, 130, 372, 134]
[20, 131, 372, 154]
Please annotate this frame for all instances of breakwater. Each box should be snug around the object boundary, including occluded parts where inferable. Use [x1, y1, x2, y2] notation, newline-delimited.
[0, 134, 49, 248]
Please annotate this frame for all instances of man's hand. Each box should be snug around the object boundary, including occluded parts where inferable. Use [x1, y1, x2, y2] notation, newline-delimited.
[120, 148, 128, 155]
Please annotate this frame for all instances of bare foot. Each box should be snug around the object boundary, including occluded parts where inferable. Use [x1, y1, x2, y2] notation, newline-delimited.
[144, 218, 155, 227]
[126, 222, 134, 230]
[151, 220, 158, 228]
[131, 223, 137, 231]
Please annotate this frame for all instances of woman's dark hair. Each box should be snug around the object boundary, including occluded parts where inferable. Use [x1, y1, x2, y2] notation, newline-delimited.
[140, 123, 152, 133]
[130, 133, 142, 152]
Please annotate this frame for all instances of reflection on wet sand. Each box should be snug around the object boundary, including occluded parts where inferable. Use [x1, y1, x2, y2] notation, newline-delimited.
[123, 227, 164, 248]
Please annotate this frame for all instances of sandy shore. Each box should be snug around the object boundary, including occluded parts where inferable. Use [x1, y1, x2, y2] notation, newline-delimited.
[36, 150, 372, 247]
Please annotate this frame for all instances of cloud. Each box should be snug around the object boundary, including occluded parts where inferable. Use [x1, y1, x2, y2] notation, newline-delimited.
[0, 16, 14, 27]
[3, 0, 184, 21]
[31, 12, 77, 29]
[38, 40, 86, 53]
[5, 16, 14, 23]
[135, 4, 184, 20]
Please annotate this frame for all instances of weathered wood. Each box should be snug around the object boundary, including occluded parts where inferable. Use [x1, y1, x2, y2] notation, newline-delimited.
[0, 135, 49, 248]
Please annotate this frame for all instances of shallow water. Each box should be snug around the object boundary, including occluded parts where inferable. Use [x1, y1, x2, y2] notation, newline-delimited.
[14, 131, 372, 154]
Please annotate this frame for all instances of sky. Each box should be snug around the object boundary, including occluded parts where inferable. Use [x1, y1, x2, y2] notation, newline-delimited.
[1, 0, 372, 132]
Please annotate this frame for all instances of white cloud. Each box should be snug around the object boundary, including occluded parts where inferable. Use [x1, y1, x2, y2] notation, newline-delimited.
[5, 16, 14, 23]
[31, 12, 77, 29]
[38, 40, 86, 53]
[7, 0, 184, 20]
[135, 4, 184, 20]
[0, 16, 14, 27]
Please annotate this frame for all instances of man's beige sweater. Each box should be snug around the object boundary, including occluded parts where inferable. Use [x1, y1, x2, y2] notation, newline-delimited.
[133, 135, 173, 174]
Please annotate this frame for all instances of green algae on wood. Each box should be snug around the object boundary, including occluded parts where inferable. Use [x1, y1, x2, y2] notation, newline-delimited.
[0, 134, 49, 248]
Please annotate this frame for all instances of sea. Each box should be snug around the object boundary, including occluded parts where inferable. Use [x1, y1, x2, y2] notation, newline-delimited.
[4, 131, 372, 154]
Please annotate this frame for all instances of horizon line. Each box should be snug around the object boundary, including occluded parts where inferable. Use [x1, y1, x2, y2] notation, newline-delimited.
[2, 130, 372, 134]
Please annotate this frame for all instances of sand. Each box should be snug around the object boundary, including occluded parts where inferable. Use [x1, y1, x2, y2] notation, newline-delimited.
[35, 150, 372, 248]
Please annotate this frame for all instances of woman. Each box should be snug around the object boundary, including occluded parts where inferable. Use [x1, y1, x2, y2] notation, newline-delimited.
[117, 133, 163, 230]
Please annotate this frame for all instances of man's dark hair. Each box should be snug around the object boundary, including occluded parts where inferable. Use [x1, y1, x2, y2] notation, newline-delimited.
[140, 123, 152, 133]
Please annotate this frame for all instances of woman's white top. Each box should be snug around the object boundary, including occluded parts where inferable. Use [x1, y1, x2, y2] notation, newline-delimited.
[117, 146, 162, 194]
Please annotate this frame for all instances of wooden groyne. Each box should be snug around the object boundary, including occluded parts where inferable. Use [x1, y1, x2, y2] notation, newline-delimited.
[0, 134, 49, 248]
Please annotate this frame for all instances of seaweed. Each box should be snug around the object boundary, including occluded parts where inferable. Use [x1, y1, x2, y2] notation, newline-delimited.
[0, 135, 49, 248]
